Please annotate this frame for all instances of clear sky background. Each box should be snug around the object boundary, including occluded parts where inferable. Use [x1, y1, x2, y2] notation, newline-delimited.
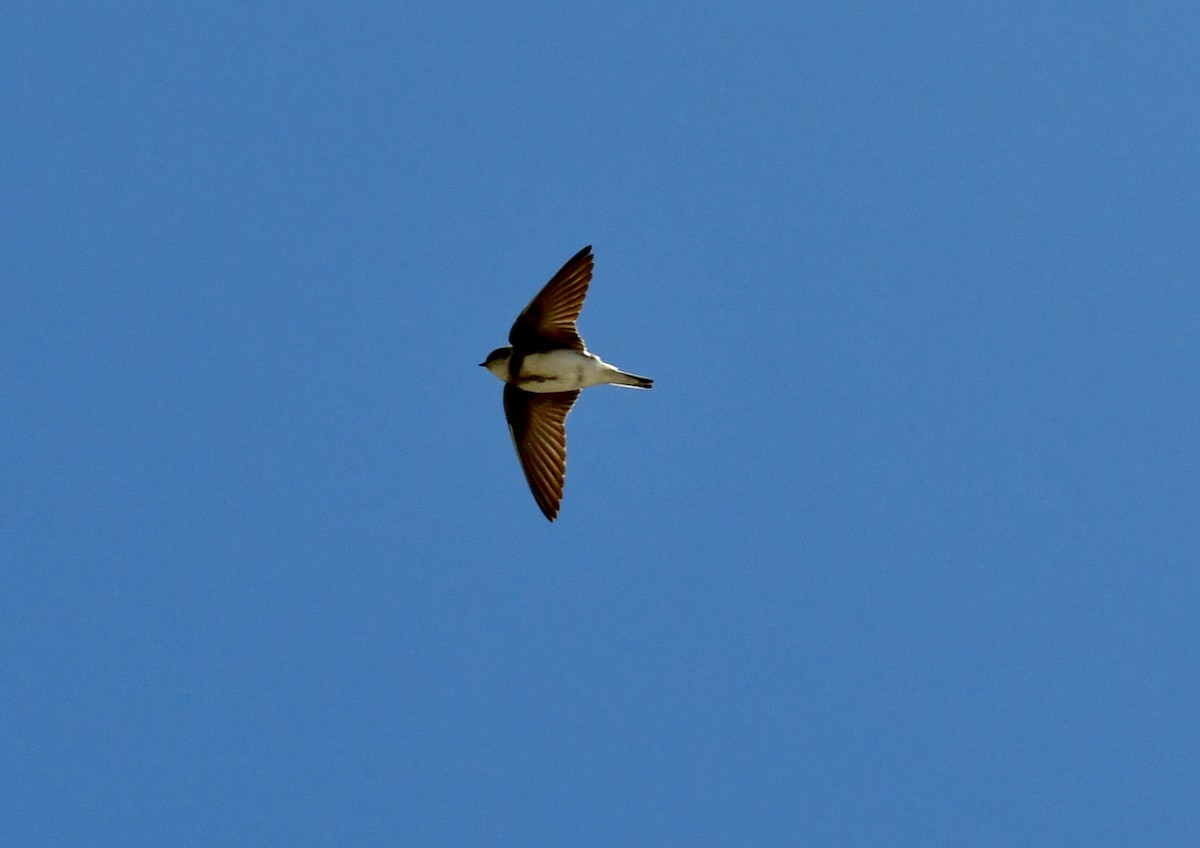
[3, 2, 1198, 845]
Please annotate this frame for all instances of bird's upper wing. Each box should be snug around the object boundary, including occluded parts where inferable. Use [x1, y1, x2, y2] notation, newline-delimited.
[508, 245, 593, 352]
[503, 384, 580, 521]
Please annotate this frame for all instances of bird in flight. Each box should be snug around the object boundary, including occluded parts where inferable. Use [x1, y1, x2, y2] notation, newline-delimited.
[480, 245, 653, 521]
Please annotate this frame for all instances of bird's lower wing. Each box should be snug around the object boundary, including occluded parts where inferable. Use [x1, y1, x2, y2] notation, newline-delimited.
[503, 385, 580, 521]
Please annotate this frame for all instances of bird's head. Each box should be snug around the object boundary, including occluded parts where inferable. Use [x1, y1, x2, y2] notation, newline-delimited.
[479, 346, 512, 381]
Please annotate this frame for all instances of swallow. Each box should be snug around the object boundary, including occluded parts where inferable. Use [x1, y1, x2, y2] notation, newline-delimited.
[480, 245, 653, 521]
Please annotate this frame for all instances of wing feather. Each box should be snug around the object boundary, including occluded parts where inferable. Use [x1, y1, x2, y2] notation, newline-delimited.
[508, 246, 593, 352]
[503, 385, 580, 521]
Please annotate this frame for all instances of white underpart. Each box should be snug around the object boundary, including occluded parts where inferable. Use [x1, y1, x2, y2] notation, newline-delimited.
[488, 349, 636, 392]
[523, 349, 620, 392]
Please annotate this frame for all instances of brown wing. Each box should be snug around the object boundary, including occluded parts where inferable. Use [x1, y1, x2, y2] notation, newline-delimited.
[503, 384, 580, 521]
[508, 245, 592, 352]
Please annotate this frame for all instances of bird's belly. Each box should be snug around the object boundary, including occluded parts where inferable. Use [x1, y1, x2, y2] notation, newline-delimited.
[516, 350, 601, 392]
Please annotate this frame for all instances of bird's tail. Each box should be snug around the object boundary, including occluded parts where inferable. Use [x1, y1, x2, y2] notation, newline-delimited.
[610, 370, 654, 389]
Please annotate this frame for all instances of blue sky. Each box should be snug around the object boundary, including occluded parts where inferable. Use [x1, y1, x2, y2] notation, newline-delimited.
[3, 2, 1198, 845]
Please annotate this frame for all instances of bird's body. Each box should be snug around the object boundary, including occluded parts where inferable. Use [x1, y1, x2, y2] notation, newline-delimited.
[480, 245, 652, 521]
[483, 347, 652, 393]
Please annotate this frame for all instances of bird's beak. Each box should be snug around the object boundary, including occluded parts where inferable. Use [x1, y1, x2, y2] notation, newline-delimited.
[478, 362, 486, 367]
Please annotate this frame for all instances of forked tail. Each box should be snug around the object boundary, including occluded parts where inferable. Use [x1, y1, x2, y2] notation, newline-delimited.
[611, 370, 654, 389]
